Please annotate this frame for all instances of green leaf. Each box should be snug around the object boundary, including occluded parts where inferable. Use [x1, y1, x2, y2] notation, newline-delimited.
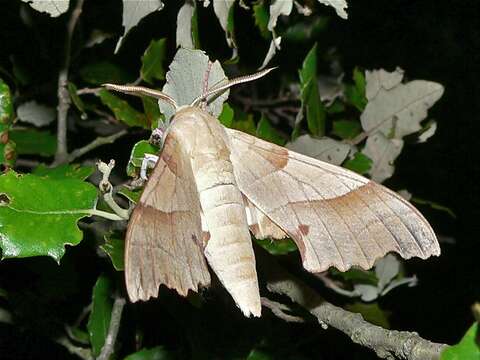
[0, 79, 14, 125]
[141, 38, 167, 84]
[345, 303, 390, 328]
[191, 4, 200, 49]
[99, 89, 149, 128]
[67, 82, 86, 113]
[233, 118, 256, 135]
[127, 140, 160, 177]
[283, 17, 329, 43]
[326, 99, 346, 114]
[32, 164, 94, 180]
[0, 79, 15, 166]
[142, 97, 163, 129]
[10, 129, 57, 156]
[253, 2, 270, 39]
[0, 171, 98, 261]
[100, 235, 124, 271]
[343, 152, 373, 175]
[247, 349, 274, 360]
[353, 67, 366, 97]
[87, 275, 113, 357]
[299, 44, 325, 136]
[330, 268, 377, 285]
[124, 346, 175, 360]
[80, 61, 132, 85]
[441, 323, 480, 360]
[255, 238, 298, 255]
[68, 326, 90, 344]
[230, 108, 256, 135]
[118, 186, 142, 204]
[344, 68, 367, 111]
[256, 115, 286, 145]
[218, 103, 234, 127]
[332, 120, 362, 140]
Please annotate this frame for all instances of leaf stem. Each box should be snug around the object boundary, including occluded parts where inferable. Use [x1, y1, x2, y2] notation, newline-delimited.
[96, 160, 130, 220]
[88, 209, 124, 221]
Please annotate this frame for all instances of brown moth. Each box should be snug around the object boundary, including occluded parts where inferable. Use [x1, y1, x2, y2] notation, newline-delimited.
[105, 67, 440, 318]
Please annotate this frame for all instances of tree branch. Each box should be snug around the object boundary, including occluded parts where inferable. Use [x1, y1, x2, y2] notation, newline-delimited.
[67, 129, 128, 163]
[257, 251, 448, 360]
[97, 296, 126, 360]
[54, 0, 85, 164]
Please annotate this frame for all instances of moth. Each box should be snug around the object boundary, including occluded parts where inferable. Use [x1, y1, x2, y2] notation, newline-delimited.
[105, 69, 440, 318]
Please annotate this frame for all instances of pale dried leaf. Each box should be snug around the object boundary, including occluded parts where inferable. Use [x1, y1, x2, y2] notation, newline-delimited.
[176, 1, 195, 49]
[375, 254, 400, 290]
[381, 276, 417, 296]
[362, 132, 403, 182]
[213, 0, 235, 47]
[17, 101, 55, 127]
[268, 0, 293, 31]
[418, 120, 437, 143]
[115, 0, 164, 52]
[286, 135, 351, 165]
[365, 68, 404, 101]
[318, 75, 344, 103]
[353, 284, 379, 302]
[317, 0, 348, 19]
[397, 189, 412, 201]
[160, 49, 228, 120]
[21, 0, 69, 17]
[259, 37, 282, 70]
[361, 69, 444, 138]
[85, 30, 113, 48]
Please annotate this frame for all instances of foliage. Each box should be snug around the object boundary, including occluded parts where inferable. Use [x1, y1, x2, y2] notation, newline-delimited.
[0, 1, 470, 359]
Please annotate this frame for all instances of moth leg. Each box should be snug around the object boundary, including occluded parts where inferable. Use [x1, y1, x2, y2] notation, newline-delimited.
[140, 154, 159, 180]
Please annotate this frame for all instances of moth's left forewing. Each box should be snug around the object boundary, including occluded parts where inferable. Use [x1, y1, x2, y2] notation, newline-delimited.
[225, 128, 440, 273]
[125, 129, 211, 302]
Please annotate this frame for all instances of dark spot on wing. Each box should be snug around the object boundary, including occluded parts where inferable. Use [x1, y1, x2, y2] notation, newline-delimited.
[298, 224, 310, 236]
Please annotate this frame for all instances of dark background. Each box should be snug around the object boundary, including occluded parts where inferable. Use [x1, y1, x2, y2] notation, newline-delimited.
[0, 0, 478, 359]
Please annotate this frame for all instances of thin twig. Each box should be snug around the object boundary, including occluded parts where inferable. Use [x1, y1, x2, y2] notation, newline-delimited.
[97, 296, 126, 360]
[56, 336, 93, 360]
[67, 129, 128, 163]
[76, 87, 103, 95]
[15, 158, 40, 168]
[54, 0, 85, 164]
[257, 250, 448, 360]
[261, 297, 305, 323]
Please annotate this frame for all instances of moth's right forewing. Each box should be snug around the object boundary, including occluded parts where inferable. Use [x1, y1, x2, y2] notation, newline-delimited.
[226, 128, 440, 273]
[125, 131, 210, 302]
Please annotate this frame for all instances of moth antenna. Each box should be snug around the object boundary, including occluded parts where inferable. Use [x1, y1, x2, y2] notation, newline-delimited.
[190, 67, 276, 106]
[103, 84, 178, 110]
